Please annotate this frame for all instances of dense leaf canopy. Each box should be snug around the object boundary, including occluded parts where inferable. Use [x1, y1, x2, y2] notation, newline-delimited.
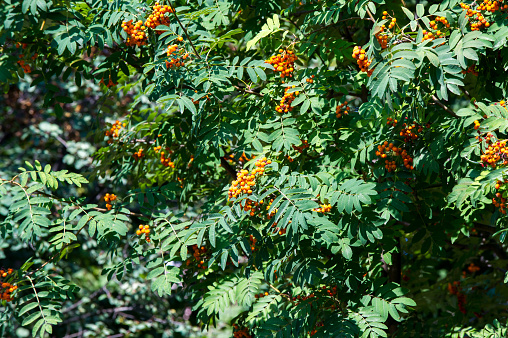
[1, 0, 508, 337]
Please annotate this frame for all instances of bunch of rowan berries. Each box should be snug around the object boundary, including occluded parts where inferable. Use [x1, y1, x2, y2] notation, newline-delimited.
[480, 140, 508, 168]
[448, 281, 467, 314]
[165, 43, 189, 69]
[352, 46, 373, 76]
[0, 269, 16, 302]
[265, 49, 297, 80]
[17, 59, 32, 74]
[228, 157, 271, 200]
[133, 148, 144, 160]
[292, 140, 309, 153]
[336, 101, 350, 118]
[313, 204, 332, 213]
[474, 120, 481, 130]
[460, 2, 494, 30]
[160, 150, 175, 168]
[276, 86, 299, 113]
[266, 198, 277, 219]
[376, 141, 414, 172]
[243, 199, 262, 216]
[104, 193, 117, 210]
[121, 20, 148, 47]
[492, 179, 508, 214]
[136, 224, 151, 242]
[105, 120, 125, 142]
[185, 245, 207, 269]
[232, 324, 252, 338]
[386, 117, 398, 127]
[399, 122, 425, 142]
[145, 3, 174, 33]
[255, 291, 269, 299]
[249, 234, 257, 252]
[306, 75, 315, 84]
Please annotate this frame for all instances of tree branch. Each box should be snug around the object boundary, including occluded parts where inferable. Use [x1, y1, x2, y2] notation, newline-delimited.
[431, 95, 459, 118]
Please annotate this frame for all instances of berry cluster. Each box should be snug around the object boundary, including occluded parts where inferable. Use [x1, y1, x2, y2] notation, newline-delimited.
[136, 225, 151, 242]
[480, 140, 508, 168]
[105, 120, 125, 143]
[399, 122, 426, 142]
[474, 120, 481, 130]
[0, 269, 15, 302]
[166, 43, 189, 69]
[228, 157, 271, 200]
[121, 20, 148, 47]
[265, 49, 297, 80]
[386, 117, 398, 126]
[17, 59, 32, 74]
[145, 3, 174, 34]
[335, 101, 350, 118]
[249, 234, 257, 252]
[186, 245, 207, 269]
[104, 193, 117, 211]
[376, 141, 414, 172]
[459, 2, 501, 30]
[243, 199, 262, 217]
[352, 46, 373, 76]
[292, 140, 309, 153]
[232, 325, 252, 338]
[276, 86, 299, 113]
[254, 291, 270, 299]
[306, 75, 315, 84]
[448, 281, 467, 314]
[133, 148, 144, 160]
[492, 179, 508, 214]
[467, 263, 481, 273]
[312, 204, 331, 213]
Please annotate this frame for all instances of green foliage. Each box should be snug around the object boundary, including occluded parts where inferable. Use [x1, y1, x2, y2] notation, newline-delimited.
[2, 0, 508, 337]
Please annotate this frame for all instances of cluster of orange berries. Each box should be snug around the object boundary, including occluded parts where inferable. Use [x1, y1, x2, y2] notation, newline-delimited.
[386, 117, 398, 127]
[228, 158, 271, 200]
[160, 151, 175, 168]
[460, 2, 496, 30]
[306, 75, 315, 83]
[312, 204, 331, 213]
[136, 225, 151, 242]
[292, 140, 309, 153]
[310, 322, 325, 336]
[276, 86, 299, 113]
[352, 46, 373, 76]
[265, 49, 297, 80]
[375, 26, 390, 49]
[448, 281, 467, 314]
[166, 42, 189, 69]
[467, 263, 480, 273]
[104, 193, 117, 211]
[399, 122, 426, 142]
[0, 269, 16, 302]
[376, 141, 414, 172]
[474, 120, 481, 130]
[145, 3, 174, 33]
[254, 291, 269, 299]
[121, 20, 148, 47]
[105, 120, 125, 142]
[185, 245, 207, 269]
[242, 199, 263, 217]
[335, 101, 350, 118]
[121, 3, 174, 46]
[133, 148, 144, 160]
[492, 180, 508, 214]
[480, 140, 508, 168]
[266, 198, 277, 219]
[17, 59, 32, 74]
[249, 234, 257, 252]
[463, 64, 479, 76]
[232, 324, 252, 338]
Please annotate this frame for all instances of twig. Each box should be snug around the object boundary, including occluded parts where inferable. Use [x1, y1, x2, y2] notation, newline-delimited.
[234, 85, 264, 97]
[220, 157, 237, 178]
[366, 9, 376, 23]
[431, 95, 459, 118]
[168, 1, 201, 59]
